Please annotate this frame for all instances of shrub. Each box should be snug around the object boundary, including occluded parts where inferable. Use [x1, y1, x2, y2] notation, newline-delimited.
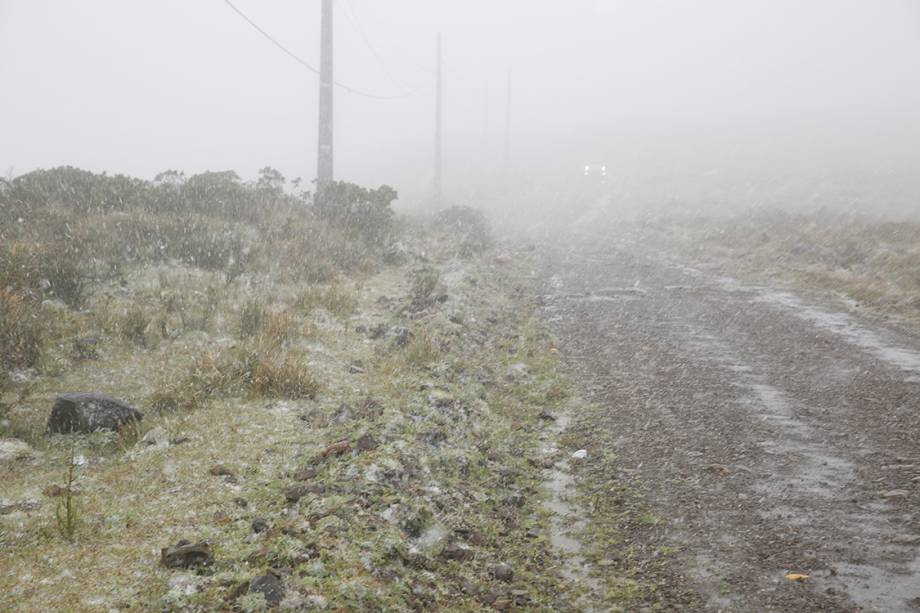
[410, 267, 440, 303]
[432, 205, 492, 256]
[0, 289, 43, 370]
[314, 181, 397, 246]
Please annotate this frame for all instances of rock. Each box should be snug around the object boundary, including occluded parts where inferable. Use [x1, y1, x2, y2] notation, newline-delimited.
[251, 518, 270, 534]
[208, 464, 234, 477]
[355, 433, 379, 453]
[494, 254, 512, 265]
[71, 336, 101, 360]
[492, 562, 514, 582]
[882, 489, 910, 499]
[233, 497, 249, 508]
[347, 361, 365, 374]
[47, 393, 143, 434]
[0, 438, 39, 465]
[571, 449, 588, 460]
[391, 326, 412, 347]
[439, 542, 475, 561]
[249, 573, 285, 607]
[315, 440, 351, 462]
[332, 403, 354, 424]
[285, 483, 324, 503]
[160, 540, 213, 569]
[139, 426, 168, 447]
[293, 467, 317, 481]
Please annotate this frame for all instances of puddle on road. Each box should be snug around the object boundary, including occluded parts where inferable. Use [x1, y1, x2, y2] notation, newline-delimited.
[540, 407, 605, 610]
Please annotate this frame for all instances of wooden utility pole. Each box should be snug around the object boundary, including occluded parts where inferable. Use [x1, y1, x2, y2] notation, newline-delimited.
[434, 32, 443, 205]
[317, 0, 334, 187]
[504, 69, 512, 167]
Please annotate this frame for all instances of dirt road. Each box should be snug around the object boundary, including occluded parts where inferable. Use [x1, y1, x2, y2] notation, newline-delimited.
[539, 236, 920, 612]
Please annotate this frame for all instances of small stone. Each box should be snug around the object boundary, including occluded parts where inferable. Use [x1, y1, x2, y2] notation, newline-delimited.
[439, 542, 475, 561]
[251, 518, 270, 533]
[233, 497, 248, 508]
[391, 326, 412, 347]
[355, 433, 379, 453]
[208, 464, 234, 477]
[882, 489, 910, 499]
[139, 426, 168, 447]
[571, 449, 588, 460]
[316, 440, 351, 461]
[285, 483, 324, 503]
[347, 361, 365, 374]
[293, 467, 317, 481]
[72, 336, 101, 360]
[249, 573, 285, 607]
[160, 541, 213, 569]
[492, 562, 514, 582]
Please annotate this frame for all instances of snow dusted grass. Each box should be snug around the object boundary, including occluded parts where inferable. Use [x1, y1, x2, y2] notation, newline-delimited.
[655, 212, 920, 323]
[1, 248, 616, 611]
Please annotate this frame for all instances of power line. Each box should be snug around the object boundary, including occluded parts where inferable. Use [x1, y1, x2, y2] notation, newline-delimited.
[221, 0, 410, 100]
[340, 0, 430, 96]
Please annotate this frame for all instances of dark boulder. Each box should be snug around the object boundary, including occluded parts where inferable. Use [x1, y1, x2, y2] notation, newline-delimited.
[249, 573, 285, 607]
[47, 393, 143, 434]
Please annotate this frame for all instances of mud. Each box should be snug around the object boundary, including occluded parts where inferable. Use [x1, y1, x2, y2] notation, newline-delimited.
[539, 235, 920, 612]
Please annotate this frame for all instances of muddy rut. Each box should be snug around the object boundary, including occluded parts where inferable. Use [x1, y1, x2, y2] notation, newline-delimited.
[540, 238, 920, 612]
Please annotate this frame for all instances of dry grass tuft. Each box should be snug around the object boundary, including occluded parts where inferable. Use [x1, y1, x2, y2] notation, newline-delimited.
[150, 347, 319, 413]
[296, 284, 357, 317]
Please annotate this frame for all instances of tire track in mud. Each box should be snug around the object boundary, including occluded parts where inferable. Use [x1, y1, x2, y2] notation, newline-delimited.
[539, 242, 920, 612]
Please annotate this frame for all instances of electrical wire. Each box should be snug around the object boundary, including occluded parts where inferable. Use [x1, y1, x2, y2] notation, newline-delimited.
[340, 0, 431, 95]
[221, 0, 412, 100]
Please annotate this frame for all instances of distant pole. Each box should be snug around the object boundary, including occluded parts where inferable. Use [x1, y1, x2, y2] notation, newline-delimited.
[482, 80, 489, 154]
[434, 32, 443, 205]
[504, 69, 512, 168]
[317, 0, 334, 188]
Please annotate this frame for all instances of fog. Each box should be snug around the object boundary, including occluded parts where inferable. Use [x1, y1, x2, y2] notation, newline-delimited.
[2, 0, 919, 214]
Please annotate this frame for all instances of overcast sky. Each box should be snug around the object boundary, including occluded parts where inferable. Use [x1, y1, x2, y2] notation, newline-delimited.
[2, 1, 919, 201]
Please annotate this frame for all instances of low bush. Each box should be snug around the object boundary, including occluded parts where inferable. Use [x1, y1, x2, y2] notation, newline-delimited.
[432, 205, 492, 256]
[0, 289, 44, 370]
[314, 181, 397, 246]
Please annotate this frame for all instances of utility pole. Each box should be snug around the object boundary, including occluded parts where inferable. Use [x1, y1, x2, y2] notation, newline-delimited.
[504, 69, 512, 168]
[317, 0, 334, 188]
[434, 32, 443, 205]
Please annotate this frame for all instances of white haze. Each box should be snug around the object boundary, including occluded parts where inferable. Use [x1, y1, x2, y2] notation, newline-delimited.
[1, 0, 919, 215]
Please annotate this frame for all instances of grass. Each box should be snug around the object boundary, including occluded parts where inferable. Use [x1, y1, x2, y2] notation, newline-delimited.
[0, 171, 646, 610]
[653, 211, 920, 323]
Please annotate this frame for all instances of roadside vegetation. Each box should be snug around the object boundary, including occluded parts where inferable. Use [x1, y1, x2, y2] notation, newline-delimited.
[0, 167, 644, 610]
[643, 210, 920, 323]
